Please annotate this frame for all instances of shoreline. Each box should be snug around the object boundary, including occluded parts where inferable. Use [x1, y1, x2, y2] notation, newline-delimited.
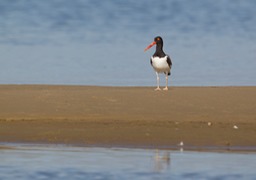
[1, 142, 256, 153]
[0, 85, 256, 151]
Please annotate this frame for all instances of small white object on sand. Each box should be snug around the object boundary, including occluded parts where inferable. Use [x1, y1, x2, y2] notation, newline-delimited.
[233, 125, 238, 129]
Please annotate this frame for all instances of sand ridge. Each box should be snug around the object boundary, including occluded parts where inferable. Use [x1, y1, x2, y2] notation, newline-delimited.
[0, 85, 256, 150]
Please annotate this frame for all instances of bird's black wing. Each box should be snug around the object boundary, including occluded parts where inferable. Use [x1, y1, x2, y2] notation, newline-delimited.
[166, 55, 172, 76]
[166, 55, 172, 68]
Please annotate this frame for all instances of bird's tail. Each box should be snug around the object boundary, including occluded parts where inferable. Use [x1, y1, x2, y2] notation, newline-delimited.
[164, 71, 171, 76]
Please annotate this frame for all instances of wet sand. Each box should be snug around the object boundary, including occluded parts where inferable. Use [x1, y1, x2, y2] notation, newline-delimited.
[0, 85, 255, 150]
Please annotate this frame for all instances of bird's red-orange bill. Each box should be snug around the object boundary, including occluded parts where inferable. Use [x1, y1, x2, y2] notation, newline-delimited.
[144, 41, 156, 52]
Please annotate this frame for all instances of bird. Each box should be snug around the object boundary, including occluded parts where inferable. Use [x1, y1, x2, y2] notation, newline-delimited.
[144, 36, 172, 91]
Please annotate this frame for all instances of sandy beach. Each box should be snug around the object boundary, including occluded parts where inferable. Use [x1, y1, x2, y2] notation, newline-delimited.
[0, 85, 255, 150]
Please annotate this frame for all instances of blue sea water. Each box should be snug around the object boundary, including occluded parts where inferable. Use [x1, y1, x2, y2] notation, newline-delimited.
[0, 0, 256, 86]
[1, 144, 256, 180]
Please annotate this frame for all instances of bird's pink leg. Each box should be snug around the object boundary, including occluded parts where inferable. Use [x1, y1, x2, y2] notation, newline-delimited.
[163, 73, 168, 90]
[155, 72, 161, 91]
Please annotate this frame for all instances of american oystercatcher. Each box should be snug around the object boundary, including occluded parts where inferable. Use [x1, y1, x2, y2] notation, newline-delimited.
[144, 36, 172, 90]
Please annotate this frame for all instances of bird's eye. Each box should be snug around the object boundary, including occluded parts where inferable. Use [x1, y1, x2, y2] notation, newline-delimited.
[157, 38, 160, 41]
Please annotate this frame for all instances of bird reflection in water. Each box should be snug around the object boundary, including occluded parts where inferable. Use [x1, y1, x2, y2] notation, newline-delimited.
[153, 149, 171, 172]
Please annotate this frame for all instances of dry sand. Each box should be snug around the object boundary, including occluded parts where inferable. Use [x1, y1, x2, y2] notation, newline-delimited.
[0, 85, 255, 150]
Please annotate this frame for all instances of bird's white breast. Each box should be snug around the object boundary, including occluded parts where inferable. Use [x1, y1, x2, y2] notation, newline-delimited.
[151, 56, 170, 73]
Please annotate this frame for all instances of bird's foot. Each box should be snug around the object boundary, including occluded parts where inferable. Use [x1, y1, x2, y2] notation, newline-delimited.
[163, 87, 168, 91]
[155, 87, 161, 91]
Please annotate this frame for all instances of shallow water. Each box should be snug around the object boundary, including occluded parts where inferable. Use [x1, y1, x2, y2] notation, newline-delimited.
[0, 0, 256, 86]
[0, 144, 256, 180]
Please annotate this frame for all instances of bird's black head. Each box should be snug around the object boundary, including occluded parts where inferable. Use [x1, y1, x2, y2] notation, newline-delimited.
[154, 36, 163, 45]
[144, 36, 164, 52]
